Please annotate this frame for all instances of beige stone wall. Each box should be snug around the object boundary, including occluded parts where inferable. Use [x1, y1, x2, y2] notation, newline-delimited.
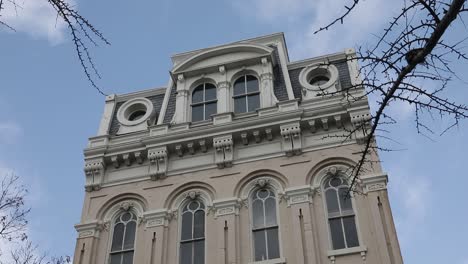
[73, 144, 402, 264]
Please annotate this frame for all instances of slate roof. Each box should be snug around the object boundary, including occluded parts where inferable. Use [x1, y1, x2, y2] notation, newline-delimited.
[109, 93, 165, 135]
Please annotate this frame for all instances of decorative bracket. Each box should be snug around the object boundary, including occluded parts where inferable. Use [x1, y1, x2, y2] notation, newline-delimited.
[84, 158, 105, 192]
[280, 122, 302, 156]
[350, 110, 371, 144]
[148, 146, 168, 180]
[213, 134, 233, 169]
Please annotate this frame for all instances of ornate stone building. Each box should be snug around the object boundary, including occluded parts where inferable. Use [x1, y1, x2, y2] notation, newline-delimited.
[74, 33, 402, 264]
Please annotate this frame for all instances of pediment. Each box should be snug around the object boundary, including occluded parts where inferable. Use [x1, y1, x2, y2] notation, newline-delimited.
[172, 43, 274, 73]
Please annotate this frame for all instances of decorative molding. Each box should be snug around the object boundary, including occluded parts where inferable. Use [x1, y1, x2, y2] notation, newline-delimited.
[143, 209, 170, 228]
[360, 173, 388, 193]
[212, 198, 241, 218]
[280, 122, 302, 156]
[213, 134, 233, 168]
[327, 246, 367, 263]
[350, 110, 371, 144]
[84, 158, 105, 192]
[284, 185, 313, 206]
[148, 146, 168, 180]
[75, 220, 103, 239]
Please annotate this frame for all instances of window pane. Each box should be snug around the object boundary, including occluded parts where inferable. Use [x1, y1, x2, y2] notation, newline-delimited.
[264, 197, 277, 227]
[121, 212, 132, 222]
[246, 75, 259, 93]
[266, 228, 280, 260]
[234, 97, 246, 113]
[110, 253, 121, 264]
[111, 223, 124, 251]
[192, 86, 204, 103]
[325, 189, 340, 215]
[181, 212, 193, 240]
[204, 84, 217, 101]
[234, 78, 245, 95]
[122, 251, 134, 264]
[205, 102, 217, 119]
[343, 216, 359, 248]
[330, 178, 342, 187]
[252, 199, 264, 229]
[247, 94, 260, 112]
[253, 230, 267, 261]
[192, 105, 204, 122]
[329, 218, 345, 250]
[193, 210, 205, 239]
[180, 242, 192, 264]
[339, 187, 353, 212]
[194, 240, 205, 264]
[123, 221, 136, 250]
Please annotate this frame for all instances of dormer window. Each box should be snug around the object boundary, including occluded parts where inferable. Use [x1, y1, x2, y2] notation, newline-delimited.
[233, 75, 260, 113]
[191, 83, 217, 122]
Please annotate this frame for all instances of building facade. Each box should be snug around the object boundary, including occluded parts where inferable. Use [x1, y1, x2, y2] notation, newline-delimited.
[74, 33, 403, 264]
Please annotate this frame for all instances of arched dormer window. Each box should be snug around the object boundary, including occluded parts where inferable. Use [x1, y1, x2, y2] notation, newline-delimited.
[191, 83, 217, 122]
[233, 75, 260, 113]
[250, 187, 280, 261]
[180, 198, 205, 264]
[323, 176, 359, 250]
[110, 211, 137, 264]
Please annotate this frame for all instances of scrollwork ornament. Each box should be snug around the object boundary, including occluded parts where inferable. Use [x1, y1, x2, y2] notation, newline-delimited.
[119, 201, 134, 211]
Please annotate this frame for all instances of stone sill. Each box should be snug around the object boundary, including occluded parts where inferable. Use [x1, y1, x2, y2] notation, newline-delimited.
[327, 245, 367, 258]
[248, 257, 286, 264]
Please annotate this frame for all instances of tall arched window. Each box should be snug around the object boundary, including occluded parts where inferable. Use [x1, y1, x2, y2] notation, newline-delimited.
[233, 75, 260, 113]
[191, 83, 217, 122]
[180, 199, 205, 264]
[251, 188, 280, 261]
[323, 177, 359, 250]
[110, 211, 137, 264]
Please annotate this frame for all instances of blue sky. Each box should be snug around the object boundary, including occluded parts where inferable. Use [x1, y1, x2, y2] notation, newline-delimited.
[0, 0, 467, 263]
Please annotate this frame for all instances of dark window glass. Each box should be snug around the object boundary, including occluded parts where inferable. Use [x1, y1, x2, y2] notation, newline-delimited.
[325, 189, 339, 215]
[329, 218, 345, 250]
[180, 200, 205, 264]
[330, 178, 342, 187]
[128, 110, 146, 121]
[123, 221, 136, 250]
[339, 187, 353, 212]
[253, 230, 267, 261]
[192, 83, 217, 121]
[343, 216, 359, 247]
[251, 188, 280, 260]
[204, 102, 217, 119]
[111, 223, 124, 251]
[248, 94, 260, 112]
[246, 75, 259, 93]
[233, 75, 260, 113]
[192, 86, 204, 103]
[193, 210, 205, 239]
[122, 252, 134, 264]
[191, 105, 204, 122]
[194, 240, 205, 264]
[181, 213, 193, 241]
[180, 242, 191, 264]
[234, 97, 246, 113]
[309, 75, 330, 86]
[110, 254, 121, 264]
[204, 84, 217, 101]
[266, 228, 280, 259]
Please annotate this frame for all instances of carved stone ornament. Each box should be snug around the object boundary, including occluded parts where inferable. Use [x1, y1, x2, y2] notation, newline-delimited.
[84, 158, 105, 192]
[280, 123, 302, 156]
[186, 191, 200, 200]
[119, 201, 134, 211]
[255, 178, 270, 188]
[148, 146, 168, 180]
[213, 135, 233, 169]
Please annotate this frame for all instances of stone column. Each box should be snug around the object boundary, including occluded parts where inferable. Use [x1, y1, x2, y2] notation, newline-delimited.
[74, 221, 102, 264]
[142, 209, 170, 264]
[174, 74, 189, 123]
[259, 57, 278, 108]
[217, 81, 231, 113]
[213, 198, 240, 264]
[97, 94, 116, 135]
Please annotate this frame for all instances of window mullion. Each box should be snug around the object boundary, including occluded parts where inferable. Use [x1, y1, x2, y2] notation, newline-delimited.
[340, 217, 348, 248]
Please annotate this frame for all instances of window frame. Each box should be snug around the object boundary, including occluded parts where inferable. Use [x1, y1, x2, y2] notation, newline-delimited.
[249, 187, 281, 262]
[232, 74, 260, 114]
[178, 198, 206, 264]
[190, 82, 218, 122]
[322, 176, 361, 250]
[108, 211, 138, 264]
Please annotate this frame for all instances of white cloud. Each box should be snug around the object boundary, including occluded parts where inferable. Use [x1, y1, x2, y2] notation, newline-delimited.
[0, 122, 22, 144]
[0, 0, 74, 44]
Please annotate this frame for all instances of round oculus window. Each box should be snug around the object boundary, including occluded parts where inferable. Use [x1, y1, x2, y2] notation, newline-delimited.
[299, 63, 339, 93]
[116, 97, 154, 126]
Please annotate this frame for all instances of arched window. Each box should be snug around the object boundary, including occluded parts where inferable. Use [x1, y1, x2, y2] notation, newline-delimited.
[180, 199, 205, 264]
[191, 83, 217, 122]
[323, 177, 359, 250]
[110, 211, 137, 264]
[233, 75, 260, 113]
[250, 188, 280, 261]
